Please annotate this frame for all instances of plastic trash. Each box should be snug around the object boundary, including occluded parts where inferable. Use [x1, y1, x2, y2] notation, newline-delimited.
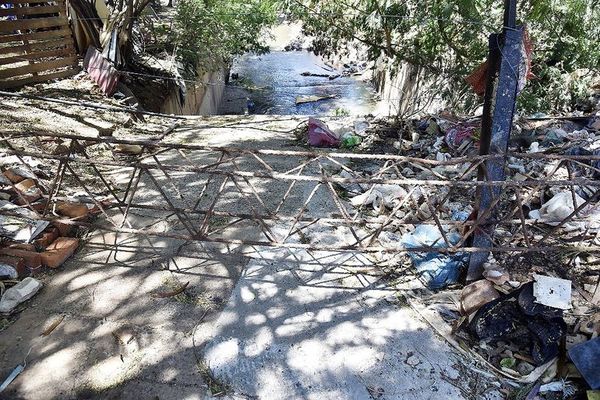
[0, 264, 18, 280]
[0, 277, 42, 313]
[400, 225, 467, 289]
[0, 365, 24, 393]
[445, 124, 477, 149]
[307, 118, 340, 147]
[340, 132, 361, 148]
[543, 128, 568, 145]
[353, 119, 369, 136]
[350, 184, 407, 213]
[468, 282, 567, 365]
[569, 337, 600, 389]
[529, 191, 587, 226]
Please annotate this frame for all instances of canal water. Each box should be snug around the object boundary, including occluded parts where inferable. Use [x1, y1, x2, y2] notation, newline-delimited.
[218, 50, 378, 116]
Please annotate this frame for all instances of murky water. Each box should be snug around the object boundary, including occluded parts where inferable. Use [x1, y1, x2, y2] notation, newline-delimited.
[218, 51, 378, 116]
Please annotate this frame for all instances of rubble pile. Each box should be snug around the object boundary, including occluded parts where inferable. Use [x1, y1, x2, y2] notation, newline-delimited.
[304, 112, 600, 397]
[0, 156, 101, 314]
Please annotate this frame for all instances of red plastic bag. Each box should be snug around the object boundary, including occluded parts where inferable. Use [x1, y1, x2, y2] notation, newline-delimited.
[307, 118, 340, 147]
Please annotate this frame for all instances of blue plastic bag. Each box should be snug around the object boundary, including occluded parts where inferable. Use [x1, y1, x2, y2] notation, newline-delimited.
[401, 225, 467, 289]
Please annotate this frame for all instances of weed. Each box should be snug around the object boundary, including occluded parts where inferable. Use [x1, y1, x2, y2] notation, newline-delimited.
[197, 360, 231, 396]
[332, 107, 350, 117]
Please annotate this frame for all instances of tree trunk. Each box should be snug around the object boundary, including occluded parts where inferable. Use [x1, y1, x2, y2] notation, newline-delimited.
[99, 0, 150, 66]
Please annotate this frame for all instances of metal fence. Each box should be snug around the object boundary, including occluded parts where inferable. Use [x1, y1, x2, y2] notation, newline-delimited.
[1, 128, 599, 262]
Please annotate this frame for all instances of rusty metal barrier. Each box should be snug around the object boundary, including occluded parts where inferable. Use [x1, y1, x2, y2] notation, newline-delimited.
[1, 127, 599, 259]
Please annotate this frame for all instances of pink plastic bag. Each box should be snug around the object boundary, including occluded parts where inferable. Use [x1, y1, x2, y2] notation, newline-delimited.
[307, 118, 340, 147]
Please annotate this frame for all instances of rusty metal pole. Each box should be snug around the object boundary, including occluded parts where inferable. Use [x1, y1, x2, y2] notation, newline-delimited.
[467, 0, 523, 280]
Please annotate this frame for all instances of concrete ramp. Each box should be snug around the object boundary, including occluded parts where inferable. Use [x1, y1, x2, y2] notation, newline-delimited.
[203, 251, 484, 399]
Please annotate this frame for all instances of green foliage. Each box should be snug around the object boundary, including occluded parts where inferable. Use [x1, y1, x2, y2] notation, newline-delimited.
[281, 0, 600, 113]
[173, 0, 277, 75]
[332, 107, 350, 116]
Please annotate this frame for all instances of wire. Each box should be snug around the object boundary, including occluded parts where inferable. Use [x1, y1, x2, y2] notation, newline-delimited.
[0, 89, 188, 119]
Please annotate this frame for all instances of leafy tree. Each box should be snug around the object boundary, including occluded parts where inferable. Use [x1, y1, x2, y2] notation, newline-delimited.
[281, 0, 600, 113]
[173, 0, 277, 76]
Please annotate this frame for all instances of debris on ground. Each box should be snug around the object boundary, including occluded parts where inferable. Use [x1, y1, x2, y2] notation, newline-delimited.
[569, 338, 600, 389]
[400, 225, 467, 289]
[296, 94, 337, 105]
[0, 277, 42, 313]
[533, 274, 572, 310]
[0, 139, 95, 317]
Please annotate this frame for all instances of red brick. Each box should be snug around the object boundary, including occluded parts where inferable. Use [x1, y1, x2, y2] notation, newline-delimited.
[41, 237, 79, 268]
[51, 220, 73, 236]
[13, 179, 42, 205]
[55, 201, 89, 219]
[0, 255, 27, 277]
[6, 242, 36, 251]
[29, 200, 48, 213]
[0, 247, 42, 269]
[33, 227, 59, 250]
[3, 169, 24, 183]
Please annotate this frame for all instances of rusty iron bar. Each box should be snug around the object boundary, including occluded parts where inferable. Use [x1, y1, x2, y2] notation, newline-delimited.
[1, 208, 597, 254]
[17, 194, 598, 229]
[3, 129, 599, 259]
[6, 130, 600, 163]
[7, 148, 599, 189]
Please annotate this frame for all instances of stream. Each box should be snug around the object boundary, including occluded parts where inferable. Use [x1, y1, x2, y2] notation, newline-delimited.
[218, 50, 378, 116]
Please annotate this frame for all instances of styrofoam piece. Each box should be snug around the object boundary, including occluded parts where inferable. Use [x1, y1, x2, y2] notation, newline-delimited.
[533, 274, 571, 310]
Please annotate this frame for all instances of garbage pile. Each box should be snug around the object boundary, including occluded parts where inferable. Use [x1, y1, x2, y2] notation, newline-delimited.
[303, 112, 600, 396]
[304, 117, 365, 148]
[0, 155, 101, 314]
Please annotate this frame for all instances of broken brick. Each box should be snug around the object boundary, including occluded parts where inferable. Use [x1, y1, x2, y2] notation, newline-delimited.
[13, 179, 42, 205]
[55, 201, 89, 219]
[51, 220, 73, 236]
[33, 227, 60, 250]
[460, 279, 501, 316]
[0, 247, 42, 269]
[3, 169, 25, 184]
[29, 200, 48, 213]
[0, 255, 27, 278]
[6, 242, 36, 252]
[41, 237, 79, 268]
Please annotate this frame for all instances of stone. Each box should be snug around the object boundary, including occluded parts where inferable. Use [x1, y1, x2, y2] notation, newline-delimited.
[460, 280, 501, 315]
[406, 355, 420, 367]
[0, 277, 42, 313]
[0, 247, 41, 269]
[55, 201, 89, 219]
[41, 237, 79, 268]
[517, 361, 535, 376]
[483, 269, 509, 285]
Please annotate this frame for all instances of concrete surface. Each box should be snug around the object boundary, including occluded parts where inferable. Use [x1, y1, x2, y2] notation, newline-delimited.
[201, 249, 500, 400]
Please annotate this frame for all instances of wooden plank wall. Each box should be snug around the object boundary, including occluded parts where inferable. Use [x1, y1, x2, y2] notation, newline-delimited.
[0, 0, 79, 89]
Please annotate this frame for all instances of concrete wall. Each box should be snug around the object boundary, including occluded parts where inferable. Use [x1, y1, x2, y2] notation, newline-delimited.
[160, 70, 227, 116]
[371, 61, 444, 117]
